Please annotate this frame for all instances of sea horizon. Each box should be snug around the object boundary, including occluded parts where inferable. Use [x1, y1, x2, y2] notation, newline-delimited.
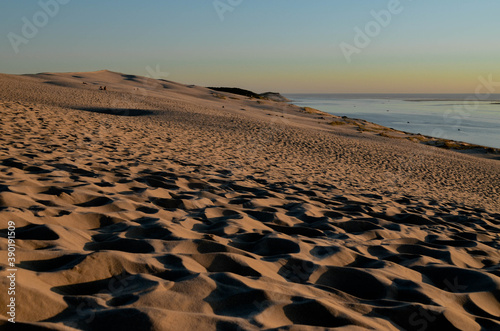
[285, 93, 500, 101]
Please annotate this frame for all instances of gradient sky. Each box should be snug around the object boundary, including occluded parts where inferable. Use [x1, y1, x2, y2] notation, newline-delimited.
[1, 1, 499, 93]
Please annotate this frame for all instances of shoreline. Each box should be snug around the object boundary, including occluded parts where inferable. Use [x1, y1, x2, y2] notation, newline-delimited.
[288, 103, 500, 160]
[285, 95, 500, 153]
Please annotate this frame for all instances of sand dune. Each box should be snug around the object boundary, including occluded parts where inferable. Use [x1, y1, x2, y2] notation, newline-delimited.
[0, 71, 499, 330]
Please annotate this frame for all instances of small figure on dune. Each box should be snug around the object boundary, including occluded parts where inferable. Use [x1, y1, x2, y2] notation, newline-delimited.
[99, 86, 107, 91]
[99, 86, 103, 90]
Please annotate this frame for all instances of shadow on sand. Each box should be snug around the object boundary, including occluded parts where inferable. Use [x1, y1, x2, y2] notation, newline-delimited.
[76, 107, 155, 116]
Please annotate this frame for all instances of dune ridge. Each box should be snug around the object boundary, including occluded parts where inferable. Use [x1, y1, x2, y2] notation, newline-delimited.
[0, 71, 499, 330]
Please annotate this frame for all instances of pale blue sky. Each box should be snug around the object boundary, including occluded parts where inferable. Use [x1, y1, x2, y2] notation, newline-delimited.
[1, 1, 499, 93]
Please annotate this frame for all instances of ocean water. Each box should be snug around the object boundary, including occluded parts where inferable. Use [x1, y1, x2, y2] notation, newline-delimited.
[285, 94, 500, 149]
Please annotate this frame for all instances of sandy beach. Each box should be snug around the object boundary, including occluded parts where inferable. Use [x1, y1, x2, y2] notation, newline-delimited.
[0, 71, 499, 330]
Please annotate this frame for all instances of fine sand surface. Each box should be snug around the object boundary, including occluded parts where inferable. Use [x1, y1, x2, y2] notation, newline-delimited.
[0, 71, 499, 330]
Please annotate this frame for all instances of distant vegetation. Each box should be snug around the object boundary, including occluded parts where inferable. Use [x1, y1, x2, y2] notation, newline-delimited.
[208, 87, 262, 99]
[208, 87, 289, 102]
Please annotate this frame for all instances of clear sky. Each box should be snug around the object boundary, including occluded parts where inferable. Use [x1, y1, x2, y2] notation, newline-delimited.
[1, 1, 499, 93]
